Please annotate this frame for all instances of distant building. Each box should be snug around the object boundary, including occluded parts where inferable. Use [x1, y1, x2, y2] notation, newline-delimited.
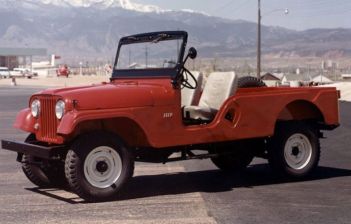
[280, 74, 312, 87]
[282, 74, 309, 83]
[311, 75, 333, 84]
[321, 60, 338, 71]
[32, 55, 59, 77]
[261, 72, 283, 87]
[0, 47, 47, 70]
[261, 72, 280, 81]
[341, 74, 351, 80]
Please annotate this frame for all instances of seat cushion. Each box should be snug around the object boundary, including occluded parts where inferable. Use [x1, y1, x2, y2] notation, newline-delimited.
[199, 72, 237, 110]
[181, 71, 203, 106]
[183, 72, 237, 121]
[184, 106, 218, 121]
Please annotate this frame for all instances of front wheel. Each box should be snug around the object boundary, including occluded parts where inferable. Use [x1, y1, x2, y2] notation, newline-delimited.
[268, 122, 320, 178]
[65, 132, 134, 202]
[22, 134, 66, 188]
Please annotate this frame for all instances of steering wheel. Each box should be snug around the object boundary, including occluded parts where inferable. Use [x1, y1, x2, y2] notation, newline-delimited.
[180, 67, 198, 89]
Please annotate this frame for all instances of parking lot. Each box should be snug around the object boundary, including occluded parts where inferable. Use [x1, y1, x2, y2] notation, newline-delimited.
[0, 85, 350, 224]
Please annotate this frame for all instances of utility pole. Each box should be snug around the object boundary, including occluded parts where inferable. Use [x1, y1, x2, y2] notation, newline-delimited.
[257, 0, 261, 79]
[145, 46, 148, 68]
[128, 48, 131, 66]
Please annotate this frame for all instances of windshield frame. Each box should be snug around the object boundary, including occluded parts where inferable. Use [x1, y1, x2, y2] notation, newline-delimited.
[112, 31, 188, 79]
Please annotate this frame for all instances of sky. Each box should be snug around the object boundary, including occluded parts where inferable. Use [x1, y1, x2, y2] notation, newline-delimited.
[134, 0, 351, 30]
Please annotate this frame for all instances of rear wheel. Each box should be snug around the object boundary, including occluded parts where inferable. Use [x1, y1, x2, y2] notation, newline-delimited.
[268, 122, 320, 178]
[22, 134, 66, 187]
[65, 132, 134, 202]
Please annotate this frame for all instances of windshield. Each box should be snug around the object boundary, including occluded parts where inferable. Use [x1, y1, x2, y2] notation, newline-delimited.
[112, 31, 188, 78]
[116, 38, 182, 70]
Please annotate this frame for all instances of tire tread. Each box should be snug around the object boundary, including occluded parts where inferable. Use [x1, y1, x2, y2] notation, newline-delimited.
[238, 76, 266, 88]
[268, 121, 320, 178]
[65, 132, 134, 202]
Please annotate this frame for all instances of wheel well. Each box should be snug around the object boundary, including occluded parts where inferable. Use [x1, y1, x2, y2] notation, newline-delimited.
[277, 100, 324, 124]
[71, 118, 150, 147]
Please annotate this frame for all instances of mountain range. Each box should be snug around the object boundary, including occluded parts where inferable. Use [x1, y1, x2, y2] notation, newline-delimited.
[0, 0, 350, 62]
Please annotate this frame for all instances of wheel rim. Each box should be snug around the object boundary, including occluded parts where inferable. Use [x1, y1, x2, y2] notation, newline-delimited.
[84, 146, 122, 188]
[284, 133, 312, 170]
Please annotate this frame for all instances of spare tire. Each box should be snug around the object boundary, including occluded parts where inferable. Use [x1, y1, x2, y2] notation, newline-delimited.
[238, 76, 266, 88]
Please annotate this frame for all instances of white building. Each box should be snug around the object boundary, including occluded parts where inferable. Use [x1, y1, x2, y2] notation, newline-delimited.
[342, 74, 351, 80]
[311, 75, 333, 84]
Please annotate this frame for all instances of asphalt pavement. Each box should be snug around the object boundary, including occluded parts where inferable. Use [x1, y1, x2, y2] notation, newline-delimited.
[0, 85, 350, 224]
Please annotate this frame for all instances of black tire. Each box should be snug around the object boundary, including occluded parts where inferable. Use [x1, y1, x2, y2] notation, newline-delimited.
[211, 141, 255, 171]
[65, 132, 134, 202]
[22, 134, 66, 188]
[268, 122, 320, 178]
[238, 76, 266, 88]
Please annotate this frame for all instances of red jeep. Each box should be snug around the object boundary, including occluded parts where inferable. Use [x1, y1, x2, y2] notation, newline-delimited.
[56, 64, 70, 78]
[1, 31, 340, 202]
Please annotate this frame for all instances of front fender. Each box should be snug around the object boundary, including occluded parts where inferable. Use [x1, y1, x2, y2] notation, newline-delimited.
[13, 108, 36, 133]
[57, 109, 145, 136]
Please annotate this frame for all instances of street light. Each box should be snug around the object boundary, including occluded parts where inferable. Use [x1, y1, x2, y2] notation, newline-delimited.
[79, 62, 83, 76]
[257, 0, 261, 79]
[257, 0, 289, 79]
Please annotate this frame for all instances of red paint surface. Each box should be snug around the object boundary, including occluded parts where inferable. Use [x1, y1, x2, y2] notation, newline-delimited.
[14, 78, 340, 148]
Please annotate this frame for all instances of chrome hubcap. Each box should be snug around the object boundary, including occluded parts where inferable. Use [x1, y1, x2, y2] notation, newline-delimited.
[284, 133, 312, 170]
[84, 146, 122, 188]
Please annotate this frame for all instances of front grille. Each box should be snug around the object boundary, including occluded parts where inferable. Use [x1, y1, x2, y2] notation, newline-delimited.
[37, 96, 58, 143]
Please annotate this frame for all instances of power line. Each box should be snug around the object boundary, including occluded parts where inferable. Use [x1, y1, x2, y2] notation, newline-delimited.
[291, 0, 351, 15]
[213, 0, 237, 13]
[213, 0, 253, 14]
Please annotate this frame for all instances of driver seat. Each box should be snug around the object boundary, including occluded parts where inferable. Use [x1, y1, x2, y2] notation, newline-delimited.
[184, 71, 237, 121]
[181, 71, 203, 106]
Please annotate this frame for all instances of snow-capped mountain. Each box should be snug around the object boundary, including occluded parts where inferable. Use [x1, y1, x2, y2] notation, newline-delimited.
[2, 0, 164, 12]
[0, 0, 350, 62]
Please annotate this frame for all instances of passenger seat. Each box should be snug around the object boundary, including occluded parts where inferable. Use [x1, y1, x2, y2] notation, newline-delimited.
[183, 71, 237, 121]
[181, 71, 204, 106]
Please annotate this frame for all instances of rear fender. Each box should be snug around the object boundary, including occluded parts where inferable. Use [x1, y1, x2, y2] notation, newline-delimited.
[275, 99, 340, 131]
[277, 100, 324, 122]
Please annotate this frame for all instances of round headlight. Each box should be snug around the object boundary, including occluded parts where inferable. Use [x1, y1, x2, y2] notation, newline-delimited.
[31, 99, 40, 118]
[55, 100, 65, 119]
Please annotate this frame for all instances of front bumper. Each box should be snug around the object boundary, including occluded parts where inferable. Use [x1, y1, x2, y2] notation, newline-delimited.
[1, 139, 67, 160]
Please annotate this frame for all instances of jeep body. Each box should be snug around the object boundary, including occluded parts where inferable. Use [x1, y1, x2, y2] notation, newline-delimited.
[1, 31, 340, 202]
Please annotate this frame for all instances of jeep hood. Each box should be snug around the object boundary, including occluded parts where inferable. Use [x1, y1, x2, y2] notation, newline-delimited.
[34, 82, 174, 110]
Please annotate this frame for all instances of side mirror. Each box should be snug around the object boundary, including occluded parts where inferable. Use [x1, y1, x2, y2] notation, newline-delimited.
[188, 47, 197, 59]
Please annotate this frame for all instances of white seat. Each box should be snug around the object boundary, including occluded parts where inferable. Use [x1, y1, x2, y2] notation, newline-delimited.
[181, 71, 203, 106]
[184, 71, 237, 121]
